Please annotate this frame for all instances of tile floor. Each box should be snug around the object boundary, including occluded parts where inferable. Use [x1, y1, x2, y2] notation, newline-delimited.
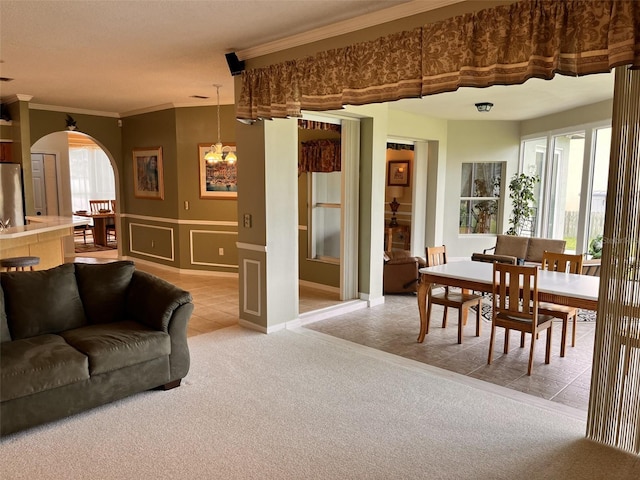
[72, 250, 596, 412]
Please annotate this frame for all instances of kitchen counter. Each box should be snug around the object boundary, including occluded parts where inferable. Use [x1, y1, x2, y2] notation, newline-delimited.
[0, 216, 90, 270]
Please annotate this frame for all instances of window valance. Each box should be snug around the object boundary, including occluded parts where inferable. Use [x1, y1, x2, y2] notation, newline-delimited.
[237, 0, 640, 120]
[299, 139, 341, 174]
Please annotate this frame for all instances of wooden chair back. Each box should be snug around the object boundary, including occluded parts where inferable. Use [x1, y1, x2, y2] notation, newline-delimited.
[541, 251, 583, 274]
[425, 245, 447, 267]
[492, 262, 539, 322]
[89, 200, 112, 213]
[110, 199, 116, 212]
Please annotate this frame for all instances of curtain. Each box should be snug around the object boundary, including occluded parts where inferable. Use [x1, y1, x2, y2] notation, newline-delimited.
[299, 139, 341, 174]
[236, 0, 640, 120]
[587, 66, 640, 455]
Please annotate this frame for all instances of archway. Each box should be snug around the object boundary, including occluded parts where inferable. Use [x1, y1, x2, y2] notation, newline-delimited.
[31, 131, 119, 259]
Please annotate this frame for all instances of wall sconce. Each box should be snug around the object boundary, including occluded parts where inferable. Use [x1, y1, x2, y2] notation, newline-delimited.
[475, 102, 494, 113]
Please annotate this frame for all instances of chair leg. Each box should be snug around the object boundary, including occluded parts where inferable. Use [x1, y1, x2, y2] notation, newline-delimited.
[442, 306, 448, 328]
[504, 328, 510, 354]
[572, 312, 577, 347]
[520, 331, 526, 348]
[457, 308, 465, 344]
[545, 324, 553, 364]
[475, 300, 481, 337]
[528, 332, 536, 376]
[560, 315, 568, 358]
[488, 324, 496, 365]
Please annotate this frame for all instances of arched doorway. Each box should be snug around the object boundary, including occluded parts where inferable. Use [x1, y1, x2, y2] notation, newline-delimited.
[31, 131, 119, 260]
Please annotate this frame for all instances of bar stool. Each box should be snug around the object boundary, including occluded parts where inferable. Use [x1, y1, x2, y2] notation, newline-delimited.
[0, 256, 40, 272]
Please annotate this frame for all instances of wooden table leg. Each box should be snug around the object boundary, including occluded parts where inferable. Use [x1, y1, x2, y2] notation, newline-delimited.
[417, 275, 431, 343]
[92, 217, 107, 246]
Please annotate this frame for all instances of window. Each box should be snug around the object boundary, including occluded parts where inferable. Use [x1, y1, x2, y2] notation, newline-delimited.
[69, 143, 115, 212]
[546, 132, 585, 251]
[459, 162, 503, 234]
[309, 171, 341, 262]
[520, 123, 610, 254]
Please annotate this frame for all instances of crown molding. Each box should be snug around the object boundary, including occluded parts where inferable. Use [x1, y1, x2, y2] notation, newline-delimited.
[236, 0, 464, 60]
[29, 103, 120, 118]
[3, 94, 34, 104]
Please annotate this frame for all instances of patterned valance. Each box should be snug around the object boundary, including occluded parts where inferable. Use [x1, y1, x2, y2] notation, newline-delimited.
[298, 120, 341, 132]
[299, 139, 341, 174]
[237, 0, 640, 120]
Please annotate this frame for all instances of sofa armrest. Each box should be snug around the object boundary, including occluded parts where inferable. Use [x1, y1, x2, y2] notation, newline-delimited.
[126, 271, 193, 333]
[471, 253, 518, 265]
[482, 246, 496, 254]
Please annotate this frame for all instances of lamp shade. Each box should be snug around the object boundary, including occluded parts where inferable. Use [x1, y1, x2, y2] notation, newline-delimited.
[387, 186, 404, 200]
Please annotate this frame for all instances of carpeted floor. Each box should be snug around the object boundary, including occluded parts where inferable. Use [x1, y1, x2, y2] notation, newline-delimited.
[1, 326, 637, 479]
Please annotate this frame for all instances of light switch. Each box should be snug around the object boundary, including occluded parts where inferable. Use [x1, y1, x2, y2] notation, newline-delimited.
[243, 213, 252, 228]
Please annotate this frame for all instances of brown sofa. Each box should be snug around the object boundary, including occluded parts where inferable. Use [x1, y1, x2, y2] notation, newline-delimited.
[0, 261, 193, 436]
[471, 235, 566, 265]
[383, 250, 426, 294]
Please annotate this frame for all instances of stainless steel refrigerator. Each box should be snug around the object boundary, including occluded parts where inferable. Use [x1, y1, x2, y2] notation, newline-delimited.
[0, 163, 26, 227]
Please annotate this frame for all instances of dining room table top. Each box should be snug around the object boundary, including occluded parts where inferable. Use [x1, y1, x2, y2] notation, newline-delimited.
[419, 259, 600, 304]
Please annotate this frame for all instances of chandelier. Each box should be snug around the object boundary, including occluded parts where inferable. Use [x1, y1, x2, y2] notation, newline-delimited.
[204, 84, 237, 164]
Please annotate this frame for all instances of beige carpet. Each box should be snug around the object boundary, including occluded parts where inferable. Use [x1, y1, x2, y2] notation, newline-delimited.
[1, 326, 638, 479]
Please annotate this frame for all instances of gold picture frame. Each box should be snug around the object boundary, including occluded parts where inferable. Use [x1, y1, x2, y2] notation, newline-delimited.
[133, 147, 164, 199]
[198, 143, 237, 199]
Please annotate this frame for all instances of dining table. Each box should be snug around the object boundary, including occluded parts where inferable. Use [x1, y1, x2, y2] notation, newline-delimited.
[74, 211, 115, 247]
[416, 260, 600, 343]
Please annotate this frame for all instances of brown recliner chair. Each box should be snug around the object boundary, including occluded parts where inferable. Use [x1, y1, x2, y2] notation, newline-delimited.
[383, 250, 426, 294]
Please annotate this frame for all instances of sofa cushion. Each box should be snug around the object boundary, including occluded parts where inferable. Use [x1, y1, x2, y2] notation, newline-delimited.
[0, 284, 10, 343]
[526, 238, 566, 263]
[0, 334, 89, 402]
[494, 235, 529, 260]
[60, 321, 171, 375]
[1, 263, 87, 340]
[74, 261, 135, 324]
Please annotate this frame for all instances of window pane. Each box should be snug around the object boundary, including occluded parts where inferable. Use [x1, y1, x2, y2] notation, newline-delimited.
[314, 206, 341, 258]
[460, 199, 499, 234]
[521, 138, 546, 234]
[548, 133, 584, 252]
[587, 127, 611, 257]
[460, 163, 501, 198]
[314, 171, 341, 204]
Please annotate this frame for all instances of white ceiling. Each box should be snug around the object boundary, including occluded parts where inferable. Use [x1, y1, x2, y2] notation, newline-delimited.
[0, 0, 613, 120]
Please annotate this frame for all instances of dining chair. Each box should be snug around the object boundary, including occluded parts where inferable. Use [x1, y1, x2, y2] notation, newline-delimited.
[488, 262, 554, 376]
[539, 251, 584, 357]
[107, 200, 117, 242]
[89, 199, 112, 213]
[425, 246, 483, 344]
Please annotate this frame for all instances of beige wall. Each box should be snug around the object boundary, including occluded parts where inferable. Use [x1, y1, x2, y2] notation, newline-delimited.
[444, 120, 521, 257]
[520, 100, 613, 137]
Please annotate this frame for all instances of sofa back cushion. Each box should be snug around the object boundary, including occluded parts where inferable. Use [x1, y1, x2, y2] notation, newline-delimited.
[494, 235, 529, 260]
[526, 238, 566, 263]
[74, 261, 135, 324]
[1, 263, 87, 340]
[0, 284, 10, 343]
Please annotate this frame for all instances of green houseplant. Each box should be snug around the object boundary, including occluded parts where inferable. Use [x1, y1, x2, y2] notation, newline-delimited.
[506, 173, 539, 236]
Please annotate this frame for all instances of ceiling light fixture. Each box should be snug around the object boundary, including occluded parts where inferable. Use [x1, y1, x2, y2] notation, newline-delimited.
[204, 84, 236, 165]
[475, 102, 494, 113]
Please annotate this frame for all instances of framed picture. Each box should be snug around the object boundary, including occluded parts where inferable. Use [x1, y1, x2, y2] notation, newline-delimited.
[133, 147, 164, 199]
[198, 143, 237, 199]
[387, 160, 410, 187]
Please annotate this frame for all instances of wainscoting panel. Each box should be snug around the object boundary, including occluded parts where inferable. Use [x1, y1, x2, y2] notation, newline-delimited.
[129, 222, 174, 261]
[190, 229, 238, 269]
[243, 258, 261, 317]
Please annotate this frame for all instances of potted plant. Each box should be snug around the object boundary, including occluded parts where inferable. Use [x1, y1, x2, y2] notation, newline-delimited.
[506, 173, 539, 236]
